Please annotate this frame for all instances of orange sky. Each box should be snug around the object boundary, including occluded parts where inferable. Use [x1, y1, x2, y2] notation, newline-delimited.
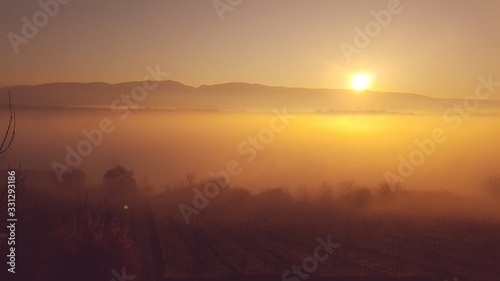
[1, 0, 499, 98]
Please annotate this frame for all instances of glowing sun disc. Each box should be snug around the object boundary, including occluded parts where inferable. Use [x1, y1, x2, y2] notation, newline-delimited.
[351, 75, 371, 91]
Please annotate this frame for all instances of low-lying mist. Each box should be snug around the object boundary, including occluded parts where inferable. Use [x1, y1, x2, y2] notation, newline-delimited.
[2, 108, 500, 196]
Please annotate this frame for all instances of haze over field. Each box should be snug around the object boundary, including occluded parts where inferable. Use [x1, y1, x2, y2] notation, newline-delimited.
[1, 107, 499, 195]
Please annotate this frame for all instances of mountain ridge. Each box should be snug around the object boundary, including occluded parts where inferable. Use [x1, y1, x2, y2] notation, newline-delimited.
[1, 80, 499, 113]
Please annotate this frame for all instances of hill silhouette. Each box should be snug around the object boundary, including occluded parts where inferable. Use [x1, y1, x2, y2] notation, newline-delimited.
[2, 81, 500, 113]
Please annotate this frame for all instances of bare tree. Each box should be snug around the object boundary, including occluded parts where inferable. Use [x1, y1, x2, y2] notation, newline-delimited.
[317, 182, 334, 202]
[481, 177, 500, 196]
[296, 185, 311, 203]
[140, 176, 154, 194]
[0, 92, 25, 213]
[0, 92, 15, 156]
[336, 180, 355, 198]
[186, 173, 196, 189]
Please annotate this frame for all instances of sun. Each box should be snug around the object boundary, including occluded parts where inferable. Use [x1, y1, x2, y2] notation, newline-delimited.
[351, 74, 371, 91]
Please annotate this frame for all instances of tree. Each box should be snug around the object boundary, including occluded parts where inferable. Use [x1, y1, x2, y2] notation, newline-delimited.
[0, 92, 24, 213]
[103, 165, 137, 191]
[481, 177, 500, 196]
[317, 182, 334, 202]
[336, 180, 355, 198]
[185, 173, 196, 189]
[0, 92, 15, 156]
[296, 185, 311, 203]
[140, 176, 154, 194]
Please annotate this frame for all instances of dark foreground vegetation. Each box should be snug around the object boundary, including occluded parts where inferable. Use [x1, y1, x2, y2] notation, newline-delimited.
[1, 166, 499, 281]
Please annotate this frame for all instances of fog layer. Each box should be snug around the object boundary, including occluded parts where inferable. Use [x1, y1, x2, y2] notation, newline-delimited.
[3, 108, 499, 194]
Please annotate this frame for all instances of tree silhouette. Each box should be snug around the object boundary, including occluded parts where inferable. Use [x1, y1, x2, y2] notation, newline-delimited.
[317, 182, 334, 202]
[0, 92, 15, 156]
[296, 185, 311, 203]
[482, 177, 500, 196]
[103, 165, 137, 191]
[1, 92, 24, 213]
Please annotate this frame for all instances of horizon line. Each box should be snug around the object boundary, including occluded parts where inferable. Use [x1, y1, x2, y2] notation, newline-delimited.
[0, 80, 430, 97]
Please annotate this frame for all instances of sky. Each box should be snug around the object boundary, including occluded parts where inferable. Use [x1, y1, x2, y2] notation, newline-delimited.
[0, 0, 499, 98]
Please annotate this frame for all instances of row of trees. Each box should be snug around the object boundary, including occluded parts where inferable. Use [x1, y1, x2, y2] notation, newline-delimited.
[292, 180, 405, 205]
[59, 165, 138, 191]
[54, 162, 500, 205]
[59, 166, 500, 201]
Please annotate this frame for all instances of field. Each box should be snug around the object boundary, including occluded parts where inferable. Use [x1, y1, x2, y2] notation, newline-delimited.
[4, 176, 500, 281]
